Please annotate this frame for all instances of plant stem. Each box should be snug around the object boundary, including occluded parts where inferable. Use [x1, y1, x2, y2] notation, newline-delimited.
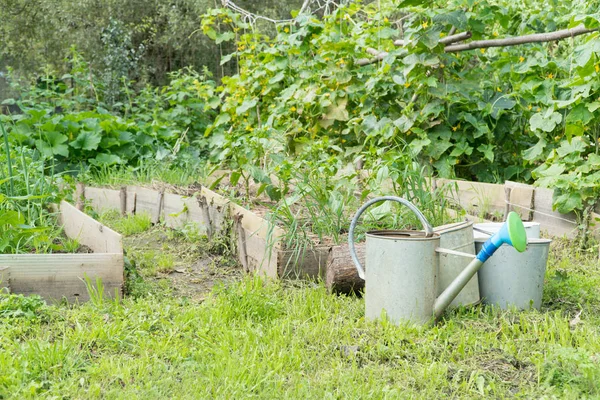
[0, 119, 14, 196]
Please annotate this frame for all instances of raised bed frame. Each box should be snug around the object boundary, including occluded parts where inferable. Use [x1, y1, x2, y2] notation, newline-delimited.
[79, 177, 600, 282]
[0, 201, 124, 302]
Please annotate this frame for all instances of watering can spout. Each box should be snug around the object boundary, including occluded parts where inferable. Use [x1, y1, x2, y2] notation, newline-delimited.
[432, 211, 528, 319]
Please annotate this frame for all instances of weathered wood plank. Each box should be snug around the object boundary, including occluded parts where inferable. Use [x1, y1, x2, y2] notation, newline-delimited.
[84, 187, 122, 213]
[0, 266, 9, 293]
[162, 193, 188, 230]
[59, 201, 123, 254]
[126, 190, 136, 214]
[437, 179, 506, 218]
[0, 253, 123, 303]
[200, 186, 231, 235]
[532, 187, 578, 238]
[279, 246, 330, 280]
[127, 186, 162, 223]
[505, 181, 535, 221]
[242, 226, 279, 278]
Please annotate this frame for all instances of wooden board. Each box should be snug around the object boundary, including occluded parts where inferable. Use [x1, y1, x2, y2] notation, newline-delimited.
[126, 190, 136, 214]
[437, 179, 506, 218]
[234, 221, 279, 278]
[532, 187, 578, 238]
[0, 253, 123, 303]
[200, 187, 231, 235]
[278, 246, 330, 279]
[84, 187, 122, 213]
[229, 202, 285, 243]
[162, 193, 188, 230]
[229, 199, 286, 277]
[128, 186, 163, 223]
[505, 181, 535, 221]
[59, 201, 123, 254]
[0, 266, 8, 293]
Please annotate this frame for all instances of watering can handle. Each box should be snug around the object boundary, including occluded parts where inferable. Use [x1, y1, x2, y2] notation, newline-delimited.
[348, 196, 434, 280]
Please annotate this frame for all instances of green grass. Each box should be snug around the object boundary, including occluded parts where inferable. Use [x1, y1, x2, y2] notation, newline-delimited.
[85, 161, 209, 187]
[97, 210, 153, 236]
[1, 240, 599, 398]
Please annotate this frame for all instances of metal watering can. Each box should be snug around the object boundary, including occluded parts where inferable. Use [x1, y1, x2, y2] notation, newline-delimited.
[348, 196, 527, 325]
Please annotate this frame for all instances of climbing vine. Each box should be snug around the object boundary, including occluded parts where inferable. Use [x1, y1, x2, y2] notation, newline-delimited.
[201, 0, 600, 225]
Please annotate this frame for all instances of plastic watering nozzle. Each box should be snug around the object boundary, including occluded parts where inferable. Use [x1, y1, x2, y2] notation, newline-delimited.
[476, 211, 527, 262]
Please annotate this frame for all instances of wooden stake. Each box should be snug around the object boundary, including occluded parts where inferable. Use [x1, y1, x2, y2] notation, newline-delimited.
[75, 182, 85, 211]
[120, 186, 127, 216]
[234, 214, 249, 272]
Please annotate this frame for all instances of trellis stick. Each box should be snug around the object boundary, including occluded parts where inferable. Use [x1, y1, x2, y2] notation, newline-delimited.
[445, 25, 596, 52]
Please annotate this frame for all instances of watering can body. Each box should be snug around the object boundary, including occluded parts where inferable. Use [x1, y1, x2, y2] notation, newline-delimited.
[349, 196, 527, 325]
[365, 230, 440, 325]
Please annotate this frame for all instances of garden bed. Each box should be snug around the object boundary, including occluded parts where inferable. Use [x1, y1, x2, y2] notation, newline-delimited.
[78, 175, 600, 288]
[0, 201, 124, 302]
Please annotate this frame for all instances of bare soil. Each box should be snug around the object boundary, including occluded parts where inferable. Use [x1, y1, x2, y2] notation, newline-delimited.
[124, 225, 243, 301]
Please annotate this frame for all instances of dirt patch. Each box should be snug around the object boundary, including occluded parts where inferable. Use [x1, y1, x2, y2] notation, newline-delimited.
[124, 225, 242, 301]
[167, 256, 241, 301]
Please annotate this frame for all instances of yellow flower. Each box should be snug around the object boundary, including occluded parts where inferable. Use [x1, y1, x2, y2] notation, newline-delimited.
[251, 45, 255, 50]
[547, 73, 553, 79]
[422, 21, 428, 29]
[527, 105, 532, 110]
[341, 139, 346, 143]
[404, 82, 411, 88]
[497, 87, 502, 92]
[284, 27, 289, 33]
[596, 64, 600, 73]
[493, 32, 498, 37]
[383, 17, 389, 23]
[290, 106, 297, 112]
[480, 48, 485, 54]
[440, 32, 446, 38]
[270, 44, 274, 48]
[452, 123, 460, 132]
[519, 56, 525, 63]
[440, 63, 445, 68]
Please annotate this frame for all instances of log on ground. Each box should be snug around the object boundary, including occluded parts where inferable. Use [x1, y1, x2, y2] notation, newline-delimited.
[326, 243, 365, 295]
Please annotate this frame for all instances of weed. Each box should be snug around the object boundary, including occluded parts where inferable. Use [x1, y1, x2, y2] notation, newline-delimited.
[98, 209, 152, 236]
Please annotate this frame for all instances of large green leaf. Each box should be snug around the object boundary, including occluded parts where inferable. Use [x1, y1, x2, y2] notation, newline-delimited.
[35, 131, 69, 157]
[70, 130, 102, 151]
[566, 104, 594, 125]
[433, 10, 467, 30]
[554, 191, 583, 214]
[236, 99, 258, 116]
[530, 111, 562, 132]
[91, 153, 122, 166]
[556, 137, 587, 157]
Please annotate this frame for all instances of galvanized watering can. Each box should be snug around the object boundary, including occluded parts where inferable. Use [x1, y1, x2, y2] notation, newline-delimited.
[348, 196, 527, 325]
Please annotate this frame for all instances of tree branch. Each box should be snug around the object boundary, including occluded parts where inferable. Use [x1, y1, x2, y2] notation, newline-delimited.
[394, 31, 471, 47]
[445, 25, 596, 52]
[356, 25, 596, 66]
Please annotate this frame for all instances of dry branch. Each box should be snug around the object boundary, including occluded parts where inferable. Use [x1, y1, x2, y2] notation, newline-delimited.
[358, 31, 473, 66]
[393, 31, 471, 47]
[445, 25, 596, 52]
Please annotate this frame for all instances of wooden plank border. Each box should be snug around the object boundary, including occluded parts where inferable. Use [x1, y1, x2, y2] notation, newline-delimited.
[1, 201, 124, 303]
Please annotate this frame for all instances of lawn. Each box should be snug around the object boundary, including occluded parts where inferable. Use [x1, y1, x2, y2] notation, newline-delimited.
[1, 219, 599, 399]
